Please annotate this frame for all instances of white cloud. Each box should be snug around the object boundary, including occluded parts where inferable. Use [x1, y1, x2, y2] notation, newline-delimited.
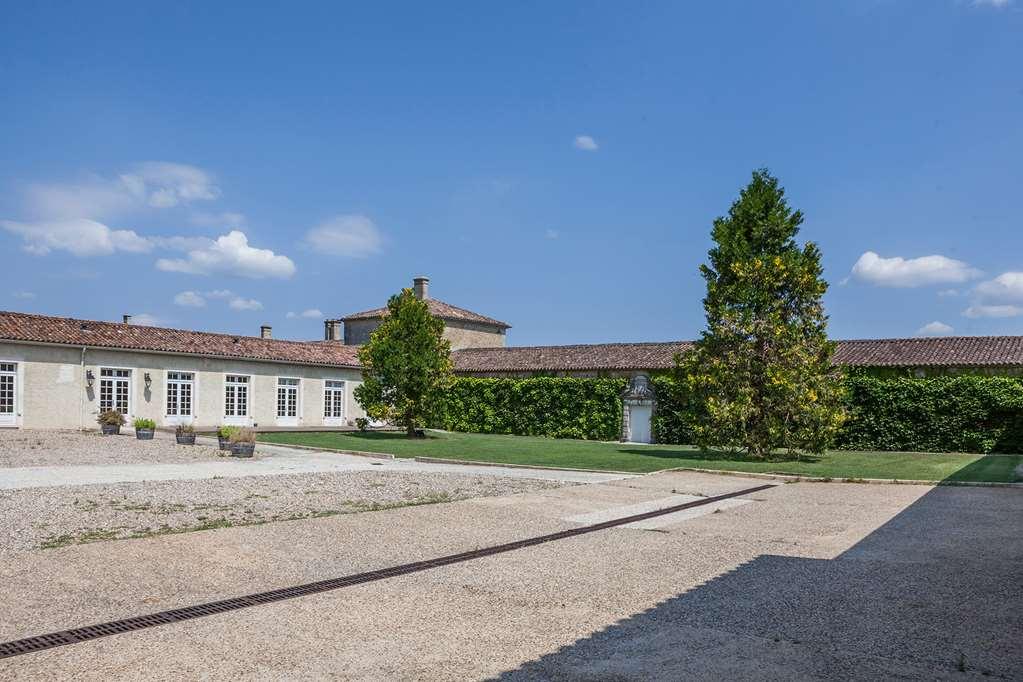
[963, 304, 1023, 318]
[304, 215, 382, 258]
[127, 313, 165, 326]
[1, 218, 152, 257]
[173, 291, 207, 308]
[205, 289, 234, 299]
[156, 231, 296, 279]
[973, 272, 1023, 303]
[916, 321, 954, 337]
[573, 135, 599, 151]
[132, 162, 220, 208]
[937, 289, 960, 297]
[12, 291, 36, 300]
[228, 296, 263, 311]
[850, 251, 982, 288]
[24, 162, 219, 220]
[545, 229, 560, 240]
[973, 0, 1011, 7]
[287, 309, 323, 319]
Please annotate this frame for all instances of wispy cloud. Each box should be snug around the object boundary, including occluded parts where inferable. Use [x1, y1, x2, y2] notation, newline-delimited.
[1, 218, 151, 257]
[304, 214, 382, 258]
[573, 135, 599, 151]
[962, 271, 1023, 318]
[228, 297, 263, 311]
[157, 231, 296, 279]
[916, 321, 954, 337]
[963, 304, 1023, 318]
[850, 251, 982, 287]
[972, 0, 1011, 8]
[12, 291, 36, 300]
[544, 229, 560, 240]
[287, 309, 324, 319]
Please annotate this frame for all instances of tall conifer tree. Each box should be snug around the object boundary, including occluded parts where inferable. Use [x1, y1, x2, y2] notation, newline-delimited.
[676, 170, 845, 458]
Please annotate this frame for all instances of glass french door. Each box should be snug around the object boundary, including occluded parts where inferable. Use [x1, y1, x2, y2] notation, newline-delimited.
[0, 362, 16, 427]
[276, 377, 300, 426]
[323, 380, 345, 426]
[99, 368, 131, 417]
[166, 371, 194, 423]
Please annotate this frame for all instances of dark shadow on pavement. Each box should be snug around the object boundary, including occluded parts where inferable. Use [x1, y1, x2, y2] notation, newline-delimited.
[493, 469, 1023, 680]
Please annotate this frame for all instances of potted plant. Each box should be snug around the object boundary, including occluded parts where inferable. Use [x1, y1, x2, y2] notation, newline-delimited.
[175, 423, 196, 445]
[133, 418, 156, 440]
[217, 425, 239, 451]
[96, 409, 126, 435]
[229, 427, 256, 458]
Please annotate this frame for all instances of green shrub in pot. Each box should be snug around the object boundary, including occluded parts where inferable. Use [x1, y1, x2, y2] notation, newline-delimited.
[96, 410, 126, 435]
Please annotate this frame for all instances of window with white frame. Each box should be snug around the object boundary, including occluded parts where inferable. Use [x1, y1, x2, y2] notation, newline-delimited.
[225, 375, 249, 418]
[166, 371, 195, 417]
[277, 377, 299, 419]
[0, 362, 16, 423]
[99, 368, 131, 415]
[324, 380, 345, 421]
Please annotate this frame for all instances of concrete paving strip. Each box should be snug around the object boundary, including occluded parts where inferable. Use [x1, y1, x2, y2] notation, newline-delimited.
[0, 442, 635, 490]
[564, 494, 753, 529]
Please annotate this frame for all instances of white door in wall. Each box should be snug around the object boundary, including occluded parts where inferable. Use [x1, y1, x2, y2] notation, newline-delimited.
[0, 362, 16, 427]
[276, 377, 300, 426]
[323, 380, 345, 426]
[99, 368, 132, 420]
[629, 404, 652, 443]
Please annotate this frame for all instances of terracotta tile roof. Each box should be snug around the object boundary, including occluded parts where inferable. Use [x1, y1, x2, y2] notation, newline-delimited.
[832, 336, 1023, 367]
[452, 342, 693, 373]
[342, 298, 510, 329]
[0, 311, 362, 368]
[453, 336, 1023, 373]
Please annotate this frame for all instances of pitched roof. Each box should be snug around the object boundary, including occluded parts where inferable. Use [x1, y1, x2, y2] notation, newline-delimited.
[452, 342, 692, 373]
[452, 336, 1023, 373]
[342, 298, 511, 329]
[0, 311, 362, 368]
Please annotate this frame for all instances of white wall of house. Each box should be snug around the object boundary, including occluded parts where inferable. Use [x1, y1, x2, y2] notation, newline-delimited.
[0, 341, 365, 430]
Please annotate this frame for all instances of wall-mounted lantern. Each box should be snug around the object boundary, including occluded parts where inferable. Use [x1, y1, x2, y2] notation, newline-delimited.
[144, 372, 152, 389]
[85, 369, 95, 388]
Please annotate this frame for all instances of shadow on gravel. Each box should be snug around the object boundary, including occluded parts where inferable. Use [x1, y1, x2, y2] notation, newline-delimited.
[494, 479, 1023, 680]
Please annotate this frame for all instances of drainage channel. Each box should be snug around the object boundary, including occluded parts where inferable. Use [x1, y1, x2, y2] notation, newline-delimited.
[0, 483, 773, 661]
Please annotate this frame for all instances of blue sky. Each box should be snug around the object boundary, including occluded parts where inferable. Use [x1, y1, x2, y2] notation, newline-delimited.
[1, 1, 1021, 345]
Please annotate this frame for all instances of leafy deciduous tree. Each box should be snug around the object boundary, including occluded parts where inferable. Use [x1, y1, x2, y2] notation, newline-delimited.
[354, 289, 454, 437]
[675, 169, 846, 458]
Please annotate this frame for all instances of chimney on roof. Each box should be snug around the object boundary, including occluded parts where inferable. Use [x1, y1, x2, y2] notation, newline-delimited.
[413, 276, 430, 300]
[324, 319, 343, 342]
[260, 325, 272, 339]
[122, 314, 132, 324]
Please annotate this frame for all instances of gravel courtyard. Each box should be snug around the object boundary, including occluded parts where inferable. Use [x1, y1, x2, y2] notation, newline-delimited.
[1, 469, 568, 552]
[0, 429, 222, 467]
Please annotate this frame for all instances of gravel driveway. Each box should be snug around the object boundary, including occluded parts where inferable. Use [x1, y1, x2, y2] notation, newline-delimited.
[0, 470, 568, 552]
[0, 430, 221, 467]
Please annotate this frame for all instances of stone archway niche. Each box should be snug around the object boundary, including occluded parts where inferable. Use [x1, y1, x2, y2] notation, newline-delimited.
[621, 373, 656, 444]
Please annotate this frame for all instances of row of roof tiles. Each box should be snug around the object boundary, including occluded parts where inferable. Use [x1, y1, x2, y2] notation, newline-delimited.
[3, 310, 1023, 371]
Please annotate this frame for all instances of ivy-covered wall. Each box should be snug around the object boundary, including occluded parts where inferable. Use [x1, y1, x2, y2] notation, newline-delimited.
[441, 376, 627, 441]
[442, 373, 1023, 453]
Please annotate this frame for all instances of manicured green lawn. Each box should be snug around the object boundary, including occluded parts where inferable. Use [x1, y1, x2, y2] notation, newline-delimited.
[258, 430, 1023, 483]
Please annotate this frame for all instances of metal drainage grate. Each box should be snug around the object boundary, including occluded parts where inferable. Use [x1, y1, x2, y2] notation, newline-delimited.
[0, 483, 773, 660]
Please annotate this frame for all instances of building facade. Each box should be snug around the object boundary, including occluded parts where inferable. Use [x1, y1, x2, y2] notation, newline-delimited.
[0, 312, 364, 431]
[339, 277, 510, 350]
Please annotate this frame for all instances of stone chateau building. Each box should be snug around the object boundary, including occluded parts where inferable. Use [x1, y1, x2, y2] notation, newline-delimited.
[2, 275, 1022, 440]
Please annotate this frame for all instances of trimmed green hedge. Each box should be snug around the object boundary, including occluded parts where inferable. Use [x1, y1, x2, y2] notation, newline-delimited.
[836, 373, 1023, 454]
[442, 374, 1023, 453]
[441, 377, 626, 441]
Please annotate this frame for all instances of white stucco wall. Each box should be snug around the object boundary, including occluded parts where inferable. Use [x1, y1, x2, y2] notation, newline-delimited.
[0, 342, 365, 430]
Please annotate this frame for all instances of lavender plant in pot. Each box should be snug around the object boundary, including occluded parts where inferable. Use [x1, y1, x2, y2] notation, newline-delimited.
[217, 425, 239, 451]
[175, 423, 196, 445]
[229, 427, 256, 458]
[133, 418, 156, 440]
[96, 409, 125, 435]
